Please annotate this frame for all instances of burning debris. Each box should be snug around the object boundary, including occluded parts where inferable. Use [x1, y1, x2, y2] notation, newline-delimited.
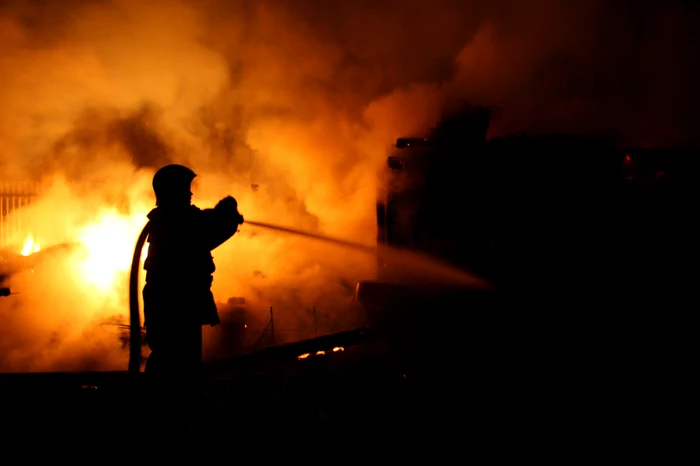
[297, 346, 344, 360]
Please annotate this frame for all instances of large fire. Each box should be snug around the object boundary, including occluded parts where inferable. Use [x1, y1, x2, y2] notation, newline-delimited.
[0, 190, 161, 372]
[75, 210, 149, 293]
[16, 198, 152, 298]
[0, 170, 374, 373]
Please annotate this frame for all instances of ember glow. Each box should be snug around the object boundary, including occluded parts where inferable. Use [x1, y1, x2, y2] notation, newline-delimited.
[297, 347, 344, 360]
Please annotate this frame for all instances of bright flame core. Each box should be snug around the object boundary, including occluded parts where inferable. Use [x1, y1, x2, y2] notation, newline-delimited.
[21, 236, 41, 256]
[76, 211, 147, 293]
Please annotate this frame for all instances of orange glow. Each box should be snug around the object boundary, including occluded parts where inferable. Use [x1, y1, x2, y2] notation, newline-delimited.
[76, 210, 148, 293]
[0, 0, 392, 373]
[3, 168, 373, 372]
[0, 0, 694, 375]
[21, 236, 41, 256]
[297, 347, 344, 360]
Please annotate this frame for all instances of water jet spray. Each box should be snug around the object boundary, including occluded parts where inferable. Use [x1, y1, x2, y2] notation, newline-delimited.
[242, 220, 377, 253]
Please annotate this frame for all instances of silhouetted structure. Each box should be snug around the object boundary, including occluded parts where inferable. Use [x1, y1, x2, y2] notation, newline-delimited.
[372, 104, 698, 439]
[252, 307, 277, 349]
[207, 297, 248, 359]
[0, 180, 40, 248]
[378, 105, 698, 292]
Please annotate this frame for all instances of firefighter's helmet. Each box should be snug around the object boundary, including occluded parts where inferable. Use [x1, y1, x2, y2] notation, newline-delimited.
[152, 164, 197, 205]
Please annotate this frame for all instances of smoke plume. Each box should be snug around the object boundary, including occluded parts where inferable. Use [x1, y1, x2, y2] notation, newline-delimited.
[0, 0, 697, 371]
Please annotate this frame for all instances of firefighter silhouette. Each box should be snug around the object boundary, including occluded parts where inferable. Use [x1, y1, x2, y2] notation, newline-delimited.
[143, 164, 243, 424]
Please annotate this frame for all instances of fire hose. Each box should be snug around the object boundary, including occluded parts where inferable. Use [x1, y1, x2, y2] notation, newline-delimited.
[128, 221, 151, 376]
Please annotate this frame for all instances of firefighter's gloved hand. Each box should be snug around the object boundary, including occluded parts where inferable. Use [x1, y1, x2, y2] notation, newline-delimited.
[217, 196, 244, 224]
[217, 195, 238, 210]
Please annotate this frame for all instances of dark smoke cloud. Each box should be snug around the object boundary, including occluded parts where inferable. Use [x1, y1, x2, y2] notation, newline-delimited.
[0, 0, 697, 370]
[199, 0, 699, 147]
[3, 0, 698, 174]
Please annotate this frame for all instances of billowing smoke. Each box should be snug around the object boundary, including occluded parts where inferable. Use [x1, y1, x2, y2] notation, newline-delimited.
[0, 0, 697, 371]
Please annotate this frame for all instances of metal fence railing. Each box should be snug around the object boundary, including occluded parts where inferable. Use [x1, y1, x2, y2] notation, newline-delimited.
[0, 181, 41, 249]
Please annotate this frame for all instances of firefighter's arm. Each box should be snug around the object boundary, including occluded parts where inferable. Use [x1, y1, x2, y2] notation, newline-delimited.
[200, 196, 244, 251]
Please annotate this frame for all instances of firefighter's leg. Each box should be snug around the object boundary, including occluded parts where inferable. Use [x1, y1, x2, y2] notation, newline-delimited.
[145, 322, 201, 430]
[176, 323, 204, 427]
[144, 325, 160, 379]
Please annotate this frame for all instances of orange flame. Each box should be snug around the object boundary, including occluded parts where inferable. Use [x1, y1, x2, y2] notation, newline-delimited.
[75, 210, 148, 293]
[21, 236, 41, 256]
[297, 347, 345, 360]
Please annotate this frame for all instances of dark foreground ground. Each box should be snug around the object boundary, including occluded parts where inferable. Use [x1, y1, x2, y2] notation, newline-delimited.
[0, 292, 691, 455]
